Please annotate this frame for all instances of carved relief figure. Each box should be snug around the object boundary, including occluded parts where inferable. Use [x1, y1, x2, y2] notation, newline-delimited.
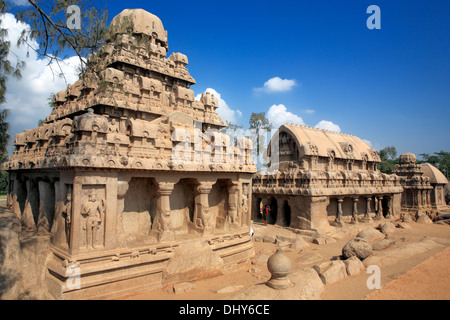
[241, 184, 250, 226]
[62, 188, 72, 247]
[81, 189, 105, 249]
[109, 118, 119, 133]
[196, 208, 217, 234]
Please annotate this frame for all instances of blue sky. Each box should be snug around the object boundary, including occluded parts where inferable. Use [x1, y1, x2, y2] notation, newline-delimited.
[3, 0, 450, 156]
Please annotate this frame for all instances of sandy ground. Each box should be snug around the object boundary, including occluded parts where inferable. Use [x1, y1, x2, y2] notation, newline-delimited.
[116, 219, 450, 301]
[365, 246, 450, 300]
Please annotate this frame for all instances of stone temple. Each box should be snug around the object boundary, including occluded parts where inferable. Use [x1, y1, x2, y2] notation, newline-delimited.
[2, 8, 449, 301]
[394, 153, 448, 217]
[252, 124, 404, 229]
[3, 9, 256, 299]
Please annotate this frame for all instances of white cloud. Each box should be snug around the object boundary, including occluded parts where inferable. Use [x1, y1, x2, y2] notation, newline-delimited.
[303, 109, 315, 114]
[254, 77, 297, 93]
[314, 120, 341, 133]
[195, 88, 242, 124]
[362, 139, 373, 147]
[2, 13, 81, 145]
[5, 0, 31, 7]
[267, 104, 305, 129]
[266, 104, 343, 134]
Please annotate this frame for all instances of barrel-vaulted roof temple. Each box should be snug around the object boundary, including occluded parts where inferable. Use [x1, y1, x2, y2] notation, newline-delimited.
[252, 125, 447, 229]
[252, 124, 404, 229]
[2, 9, 448, 300]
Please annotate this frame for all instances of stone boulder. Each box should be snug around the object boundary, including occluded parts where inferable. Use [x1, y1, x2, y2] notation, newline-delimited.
[256, 234, 276, 243]
[372, 238, 396, 251]
[173, 282, 196, 294]
[343, 256, 365, 276]
[164, 239, 223, 284]
[295, 252, 323, 267]
[400, 212, 413, 222]
[434, 219, 450, 225]
[290, 237, 310, 250]
[379, 222, 396, 235]
[342, 237, 373, 260]
[363, 238, 443, 268]
[215, 285, 244, 294]
[312, 235, 336, 245]
[313, 260, 347, 284]
[416, 214, 433, 224]
[0, 208, 53, 300]
[356, 227, 385, 242]
[0, 211, 21, 299]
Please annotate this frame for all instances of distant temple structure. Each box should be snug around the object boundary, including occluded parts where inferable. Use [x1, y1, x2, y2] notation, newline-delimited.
[252, 124, 404, 229]
[394, 153, 448, 215]
[3, 9, 256, 299]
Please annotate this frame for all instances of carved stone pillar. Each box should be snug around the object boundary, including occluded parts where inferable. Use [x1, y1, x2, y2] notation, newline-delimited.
[351, 197, 359, 224]
[276, 198, 285, 226]
[227, 183, 240, 226]
[331, 197, 344, 227]
[385, 196, 393, 219]
[11, 176, 24, 218]
[195, 182, 214, 235]
[427, 190, 431, 208]
[155, 182, 175, 242]
[116, 180, 129, 247]
[362, 196, 373, 223]
[413, 192, 418, 208]
[37, 181, 55, 233]
[417, 190, 421, 208]
[374, 196, 384, 220]
[22, 180, 38, 230]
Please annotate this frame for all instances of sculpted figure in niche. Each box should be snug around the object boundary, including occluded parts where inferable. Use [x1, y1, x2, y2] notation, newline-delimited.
[81, 189, 105, 249]
[241, 185, 250, 226]
[154, 207, 172, 234]
[109, 118, 119, 133]
[227, 201, 238, 225]
[196, 208, 216, 234]
[62, 188, 72, 247]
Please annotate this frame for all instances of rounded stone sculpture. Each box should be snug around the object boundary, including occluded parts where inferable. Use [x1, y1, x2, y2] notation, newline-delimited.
[267, 248, 291, 290]
[342, 237, 373, 260]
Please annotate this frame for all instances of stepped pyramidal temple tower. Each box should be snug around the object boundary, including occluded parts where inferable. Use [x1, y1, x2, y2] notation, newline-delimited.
[3, 9, 256, 299]
[394, 153, 448, 216]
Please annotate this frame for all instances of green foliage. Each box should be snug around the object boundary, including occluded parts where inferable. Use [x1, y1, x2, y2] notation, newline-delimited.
[378, 146, 397, 162]
[378, 158, 398, 174]
[419, 151, 450, 179]
[0, 108, 8, 192]
[0, 0, 25, 105]
[16, 0, 109, 76]
[47, 92, 56, 109]
[249, 112, 273, 169]
[249, 112, 272, 132]
[377, 146, 450, 178]
[0, 169, 7, 192]
[377, 146, 398, 174]
[0, 0, 109, 193]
